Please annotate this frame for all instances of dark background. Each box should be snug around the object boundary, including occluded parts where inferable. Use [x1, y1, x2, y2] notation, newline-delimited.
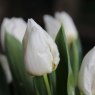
[0, 0, 95, 55]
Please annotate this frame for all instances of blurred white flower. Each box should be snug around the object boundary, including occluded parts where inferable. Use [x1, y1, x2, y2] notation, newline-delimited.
[43, 15, 61, 40]
[23, 19, 60, 76]
[1, 17, 27, 50]
[43, 11, 78, 44]
[0, 54, 12, 83]
[78, 46, 95, 95]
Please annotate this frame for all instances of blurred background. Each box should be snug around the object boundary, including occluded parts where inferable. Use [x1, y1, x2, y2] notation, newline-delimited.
[0, 0, 95, 55]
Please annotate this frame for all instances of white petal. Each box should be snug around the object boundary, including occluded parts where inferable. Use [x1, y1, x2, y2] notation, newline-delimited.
[55, 12, 78, 44]
[0, 54, 12, 83]
[78, 46, 95, 95]
[43, 15, 61, 39]
[1, 17, 26, 50]
[23, 19, 60, 76]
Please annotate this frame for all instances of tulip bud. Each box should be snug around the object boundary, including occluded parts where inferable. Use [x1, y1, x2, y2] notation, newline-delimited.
[1, 17, 26, 50]
[55, 12, 78, 44]
[43, 15, 61, 39]
[78, 46, 95, 95]
[43, 11, 78, 44]
[23, 19, 60, 76]
[0, 54, 12, 83]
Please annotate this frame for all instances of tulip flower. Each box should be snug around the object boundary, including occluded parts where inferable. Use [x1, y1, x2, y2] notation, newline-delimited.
[0, 54, 12, 83]
[78, 46, 95, 95]
[1, 17, 26, 50]
[23, 19, 60, 76]
[43, 15, 61, 40]
[43, 11, 78, 44]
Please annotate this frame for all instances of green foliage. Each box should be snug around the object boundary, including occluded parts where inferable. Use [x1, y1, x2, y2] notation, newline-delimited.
[1, 25, 82, 95]
[5, 33, 35, 95]
[55, 26, 75, 95]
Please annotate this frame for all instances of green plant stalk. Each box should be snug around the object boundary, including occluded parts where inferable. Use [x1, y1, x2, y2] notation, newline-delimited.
[48, 71, 56, 95]
[43, 74, 52, 95]
[80, 91, 84, 95]
[35, 85, 40, 95]
[69, 41, 79, 85]
[73, 42, 79, 85]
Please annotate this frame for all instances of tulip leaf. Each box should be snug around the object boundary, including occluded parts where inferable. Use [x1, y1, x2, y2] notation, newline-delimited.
[0, 65, 10, 95]
[76, 38, 82, 69]
[69, 38, 82, 86]
[34, 71, 56, 95]
[48, 71, 56, 95]
[55, 26, 75, 95]
[5, 33, 35, 95]
[34, 75, 49, 95]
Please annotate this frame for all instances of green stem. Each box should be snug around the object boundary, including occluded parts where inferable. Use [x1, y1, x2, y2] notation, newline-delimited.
[35, 87, 40, 95]
[35, 86, 40, 95]
[43, 74, 51, 95]
[80, 91, 84, 95]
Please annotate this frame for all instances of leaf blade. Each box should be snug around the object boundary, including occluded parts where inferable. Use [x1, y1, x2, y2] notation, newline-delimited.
[55, 26, 75, 95]
[5, 33, 35, 95]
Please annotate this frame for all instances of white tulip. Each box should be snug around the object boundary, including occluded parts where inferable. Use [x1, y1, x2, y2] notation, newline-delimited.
[23, 19, 60, 76]
[1, 17, 27, 50]
[78, 46, 95, 95]
[43, 15, 61, 39]
[0, 54, 12, 83]
[43, 11, 78, 44]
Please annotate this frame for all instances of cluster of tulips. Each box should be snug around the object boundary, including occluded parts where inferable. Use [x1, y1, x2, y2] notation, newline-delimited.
[0, 11, 95, 95]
